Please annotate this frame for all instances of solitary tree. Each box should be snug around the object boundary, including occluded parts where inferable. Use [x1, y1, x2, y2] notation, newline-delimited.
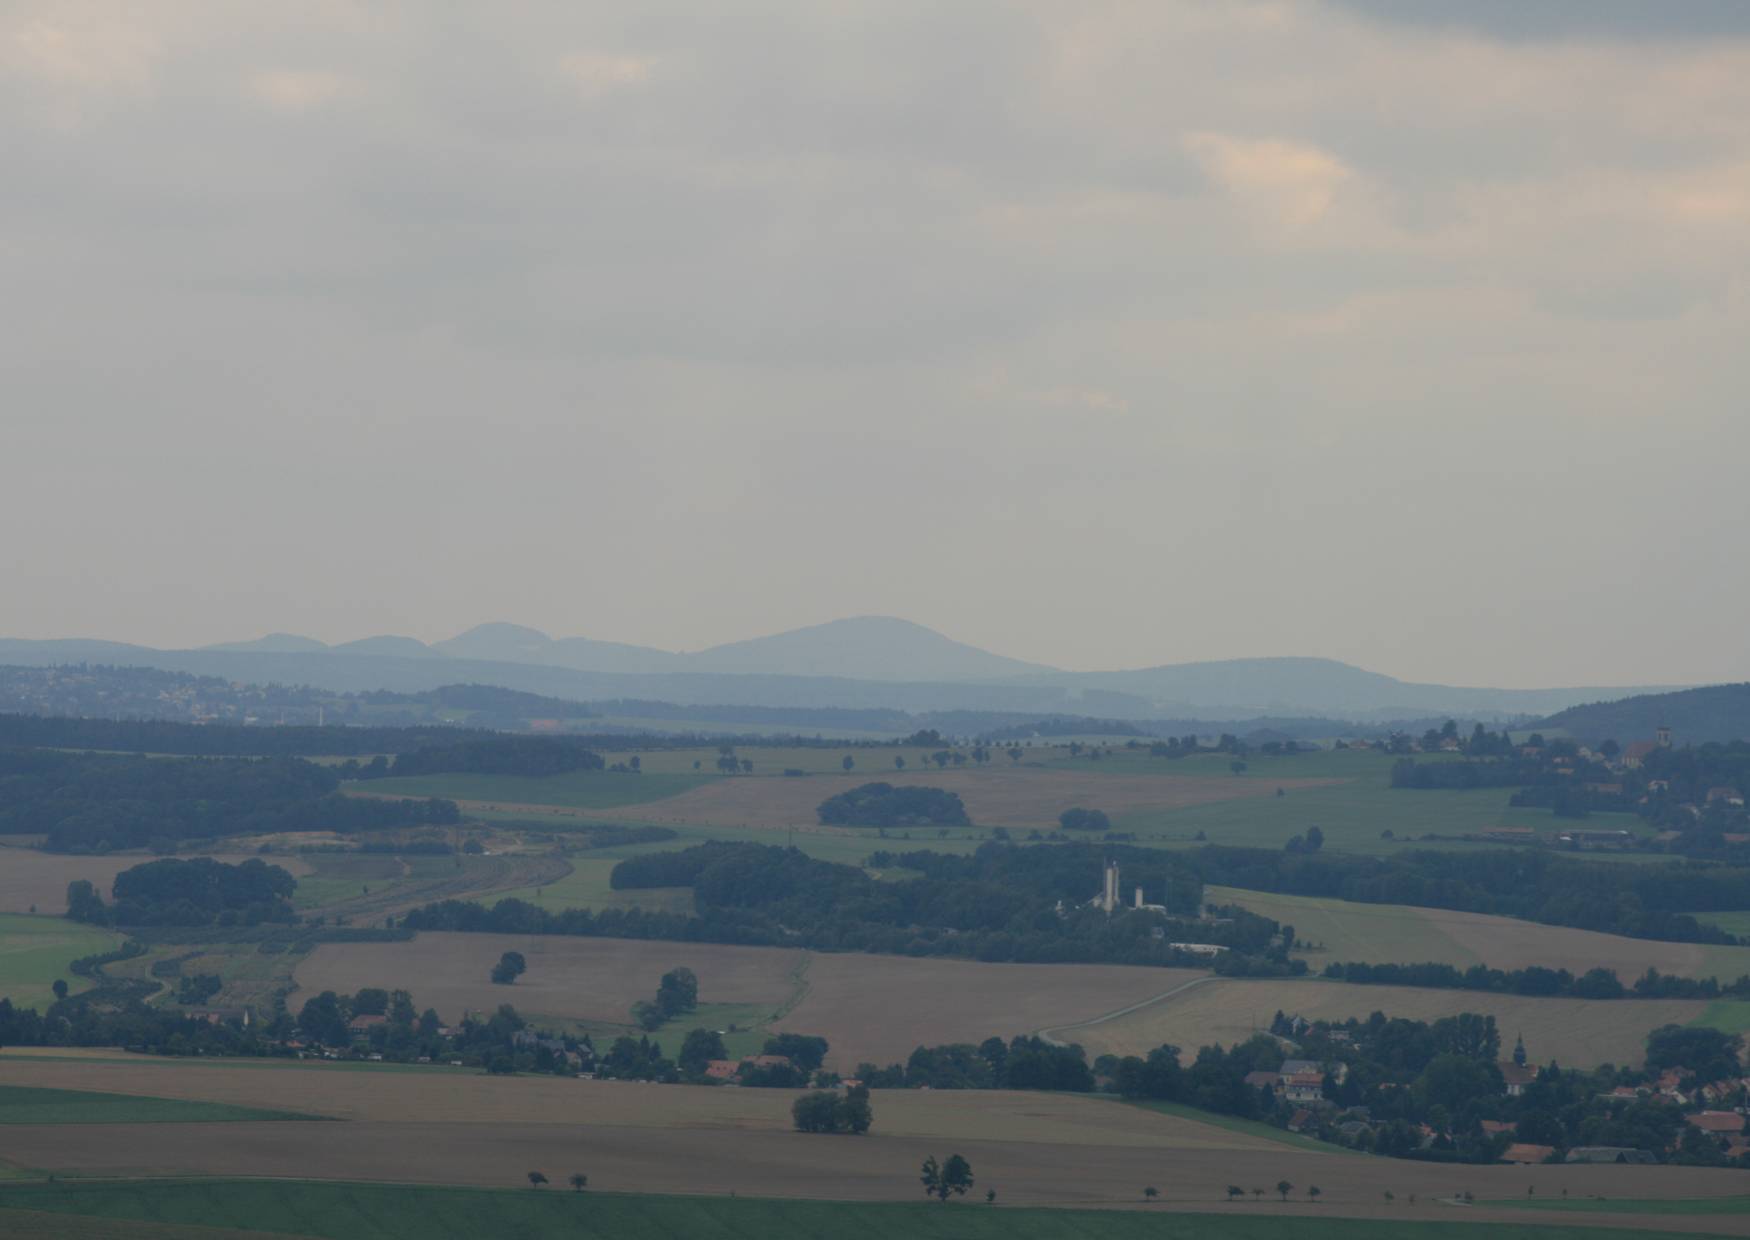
[1276, 1180, 1293, 1202]
[985, 1189, 996, 1205]
[842, 755, 855, 772]
[51, 979, 68, 1001]
[491, 952, 527, 985]
[527, 1171, 548, 1188]
[1143, 1186, 1159, 1201]
[1252, 1188, 1264, 1202]
[1307, 1185, 1321, 1203]
[920, 1154, 974, 1201]
[894, 755, 906, 771]
[569, 1173, 588, 1192]
[1226, 1185, 1244, 1202]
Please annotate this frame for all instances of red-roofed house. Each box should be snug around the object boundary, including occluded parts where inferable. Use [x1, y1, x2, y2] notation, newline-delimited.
[1687, 1112, 1747, 1136]
[703, 1060, 739, 1081]
[1480, 1120, 1518, 1136]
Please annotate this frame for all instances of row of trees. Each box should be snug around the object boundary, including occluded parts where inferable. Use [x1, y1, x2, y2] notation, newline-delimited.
[1324, 960, 1750, 1000]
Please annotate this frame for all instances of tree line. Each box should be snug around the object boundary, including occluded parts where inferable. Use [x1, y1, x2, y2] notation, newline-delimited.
[1323, 960, 1750, 1000]
[0, 747, 456, 853]
[1192, 844, 1750, 945]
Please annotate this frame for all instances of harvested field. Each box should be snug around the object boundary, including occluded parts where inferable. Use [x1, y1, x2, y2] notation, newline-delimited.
[290, 933, 1207, 1069]
[0, 1057, 1266, 1148]
[4, 1117, 1748, 1228]
[555, 769, 1341, 830]
[0, 850, 309, 916]
[1058, 978, 1707, 1068]
[1208, 887, 1750, 980]
[292, 933, 806, 1030]
[778, 956, 1207, 1070]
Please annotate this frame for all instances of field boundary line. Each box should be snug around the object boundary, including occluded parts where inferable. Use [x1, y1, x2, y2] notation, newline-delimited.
[1036, 974, 1220, 1046]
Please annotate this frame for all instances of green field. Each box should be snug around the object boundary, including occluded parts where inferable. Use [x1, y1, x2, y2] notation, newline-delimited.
[1493, 1195, 1750, 1214]
[1123, 1099, 1352, 1155]
[0, 914, 123, 1010]
[1696, 911, 1750, 939]
[1125, 782, 1649, 857]
[0, 1086, 318, 1125]
[354, 771, 712, 811]
[1693, 999, 1750, 1035]
[0, 1180, 1711, 1240]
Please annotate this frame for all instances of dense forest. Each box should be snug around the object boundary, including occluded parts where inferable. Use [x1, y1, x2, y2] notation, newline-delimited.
[1192, 845, 1750, 945]
[66, 857, 298, 928]
[379, 735, 606, 778]
[0, 748, 456, 852]
[1538, 683, 1750, 746]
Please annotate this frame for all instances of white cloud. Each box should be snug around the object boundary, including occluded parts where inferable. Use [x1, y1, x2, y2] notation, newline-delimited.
[1184, 131, 1352, 232]
[249, 69, 348, 114]
[559, 51, 654, 100]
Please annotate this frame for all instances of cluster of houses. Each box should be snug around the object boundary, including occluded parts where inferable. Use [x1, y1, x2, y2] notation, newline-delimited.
[702, 1053, 797, 1082]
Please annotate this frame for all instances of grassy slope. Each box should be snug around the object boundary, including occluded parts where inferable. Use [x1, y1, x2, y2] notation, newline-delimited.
[0, 914, 122, 1010]
[1123, 1099, 1352, 1155]
[0, 1181, 1711, 1240]
[0, 1086, 318, 1125]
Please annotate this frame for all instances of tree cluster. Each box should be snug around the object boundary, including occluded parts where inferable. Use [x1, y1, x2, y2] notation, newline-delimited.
[815, 782, 971, 828]
[66, 858, 298, 928]
[792, 1085, 873, 1134]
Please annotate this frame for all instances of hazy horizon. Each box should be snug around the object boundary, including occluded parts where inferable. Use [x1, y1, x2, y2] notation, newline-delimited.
[5, 2, 1749, 688]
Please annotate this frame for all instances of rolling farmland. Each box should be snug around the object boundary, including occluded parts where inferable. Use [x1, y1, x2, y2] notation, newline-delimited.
[1207, 887, 1750, 980]
[1057, 977, 1707, 1068]
[290, 932, 1207, 1070]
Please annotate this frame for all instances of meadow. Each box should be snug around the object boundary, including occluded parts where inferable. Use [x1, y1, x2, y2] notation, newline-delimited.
[352, 771, 711, 812]
[2, 1180, 1729, 1240]
[0, 913, 122, 1010]
[0, 1085, 316, 1125]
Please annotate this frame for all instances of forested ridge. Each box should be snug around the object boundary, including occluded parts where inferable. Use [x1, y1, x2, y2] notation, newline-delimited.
[0, 748, 456, 852]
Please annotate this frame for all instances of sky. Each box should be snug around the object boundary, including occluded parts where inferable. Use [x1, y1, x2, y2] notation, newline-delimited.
[2, 1, 1748, 688]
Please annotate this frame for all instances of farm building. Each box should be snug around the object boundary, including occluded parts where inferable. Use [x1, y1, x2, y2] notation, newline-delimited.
[1500, 1143, 1556, 1165]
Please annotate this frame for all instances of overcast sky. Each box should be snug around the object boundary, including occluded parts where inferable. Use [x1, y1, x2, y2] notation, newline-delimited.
[3, 1, 1747, 688]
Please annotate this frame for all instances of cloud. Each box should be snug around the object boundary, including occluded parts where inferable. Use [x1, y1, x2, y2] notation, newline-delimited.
[249, 69, 348, 113]
[1183, 132, 1353, 232]
[558, 51, 654, 99]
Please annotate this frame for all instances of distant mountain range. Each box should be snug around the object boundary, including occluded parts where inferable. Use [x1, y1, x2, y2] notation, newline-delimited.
[0, 616, 1683, 723]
